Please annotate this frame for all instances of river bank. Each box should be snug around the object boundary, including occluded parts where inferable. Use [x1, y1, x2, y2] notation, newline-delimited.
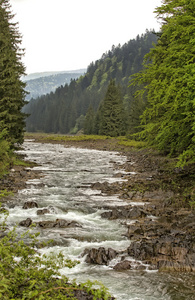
[1, 135, 195, 273]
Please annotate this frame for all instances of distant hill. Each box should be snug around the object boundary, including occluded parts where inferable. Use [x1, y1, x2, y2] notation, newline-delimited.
[23, 69, 86, 81]
[24, 69, 86, 100]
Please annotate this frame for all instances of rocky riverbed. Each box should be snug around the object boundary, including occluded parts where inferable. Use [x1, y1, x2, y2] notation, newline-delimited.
[1, 136, 195, 274]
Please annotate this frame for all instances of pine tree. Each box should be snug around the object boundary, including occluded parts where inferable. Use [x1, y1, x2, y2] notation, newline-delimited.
[83, 104, 95, 134]
[98, 79, 126, 137]
[130, 0, 195, 166]
[0, 0, 26, 147]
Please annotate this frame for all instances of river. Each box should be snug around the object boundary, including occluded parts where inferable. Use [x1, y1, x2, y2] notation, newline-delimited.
[6, 141, 195, 300]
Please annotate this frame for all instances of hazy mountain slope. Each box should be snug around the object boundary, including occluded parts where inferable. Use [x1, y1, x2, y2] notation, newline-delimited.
[24, 70, 86, 100]
[23, 69, 86, 81]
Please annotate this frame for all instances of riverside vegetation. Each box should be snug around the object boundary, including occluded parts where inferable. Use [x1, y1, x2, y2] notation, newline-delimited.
[0, 0, 195, 299]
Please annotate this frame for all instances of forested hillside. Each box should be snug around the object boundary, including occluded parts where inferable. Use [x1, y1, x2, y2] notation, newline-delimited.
[24, 31, 158, 134]
[24, 71, 85, 100]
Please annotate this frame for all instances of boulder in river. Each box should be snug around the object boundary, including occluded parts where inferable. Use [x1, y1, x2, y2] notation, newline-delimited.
[113, 260, 132, 271]
[83, 247, 118, 265]
[37, 208, 50, 215]
[23, 201, 38, 209]
[19, 218, 32, 227]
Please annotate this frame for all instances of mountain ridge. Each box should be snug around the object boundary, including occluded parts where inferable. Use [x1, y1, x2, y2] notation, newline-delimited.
[24, 69, 86, 100]
[23, 69, 86, 81]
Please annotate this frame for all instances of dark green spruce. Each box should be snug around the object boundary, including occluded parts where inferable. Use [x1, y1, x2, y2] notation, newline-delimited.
[97, 80, 126, 137]
[0, 0, 27, 147]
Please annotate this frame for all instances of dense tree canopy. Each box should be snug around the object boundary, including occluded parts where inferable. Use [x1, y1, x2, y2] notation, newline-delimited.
[0, 0, 26, 147]
[131, 0, 195, 166]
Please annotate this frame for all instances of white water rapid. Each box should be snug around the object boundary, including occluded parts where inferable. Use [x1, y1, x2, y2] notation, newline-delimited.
[4, 141, 195, 300]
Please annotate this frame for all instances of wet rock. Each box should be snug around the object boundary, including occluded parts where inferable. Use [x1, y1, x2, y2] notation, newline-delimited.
[113, 260, 132, 270]
[83, 247, 118, 265]
[91, 181, 110, 192]
[142, 190, 174, 201]
[19, 218, 32, 227]
[101, 205, 146, 220]
[37, 219, 81, 228]
[38, 220, 56, 228]
[91, 181, 120, 194]
[23, 201, 38, 209]
[126, 224, 143, 239]
[20, 170, 27, 177]
[37, 208, 50, 215]
[127, 236, 195, 272]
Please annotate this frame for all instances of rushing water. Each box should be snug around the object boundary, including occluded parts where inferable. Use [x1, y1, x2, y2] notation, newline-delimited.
[5, 141, 195, 300]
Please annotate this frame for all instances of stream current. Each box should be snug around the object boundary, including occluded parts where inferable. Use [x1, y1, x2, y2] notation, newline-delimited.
[6, 141, 195, 300]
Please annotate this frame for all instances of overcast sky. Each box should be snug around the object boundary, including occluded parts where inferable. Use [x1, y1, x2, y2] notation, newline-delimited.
[10, 0, 162, 74]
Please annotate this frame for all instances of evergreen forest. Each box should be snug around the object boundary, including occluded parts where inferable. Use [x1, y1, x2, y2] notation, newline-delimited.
[24, 31, 158, 136]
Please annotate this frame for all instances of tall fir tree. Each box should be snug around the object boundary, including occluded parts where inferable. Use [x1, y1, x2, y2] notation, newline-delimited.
[0, 0, 26, 147]
[98, 79, 126, 137]
[130, 0, 195, 166]
[83, 104, 95, 134]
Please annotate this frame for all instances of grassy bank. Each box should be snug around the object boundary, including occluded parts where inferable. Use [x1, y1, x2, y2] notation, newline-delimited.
[24, 133, 147, 151]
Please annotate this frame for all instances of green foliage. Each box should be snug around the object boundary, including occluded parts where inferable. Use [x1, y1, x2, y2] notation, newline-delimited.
[189, 193, 195, 210]
[0, 189, 13, 200]
[0, 212, 113, 299]
[130, 0, 195, 167]
[117, 137, 146, 148]
[43, 134, 111, 142]
[79, 280, 111, 300]
[70, 115, 85, 134]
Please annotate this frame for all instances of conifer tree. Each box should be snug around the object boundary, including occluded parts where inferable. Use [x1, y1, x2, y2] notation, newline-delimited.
[0, 0, 26, 147]
[131, 0, 195, 166]
[83, 104, 95, 134]
[98, 79, 126, 137]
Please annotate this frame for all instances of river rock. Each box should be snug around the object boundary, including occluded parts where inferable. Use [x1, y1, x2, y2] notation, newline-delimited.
[91, 181, 120, 194]
[37, 208, 50, 215]
[101, 206, 146, 220]
[127, 235, 195, 271]
[37, 219, 81, 228]
[126, 224, 144, 239]
[113, 260, 132, 270]
[23, 201, 38, 209]
[83, 247, 118, 265]
[19, 218, 32, 227]
[125, 219, 172, 240]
